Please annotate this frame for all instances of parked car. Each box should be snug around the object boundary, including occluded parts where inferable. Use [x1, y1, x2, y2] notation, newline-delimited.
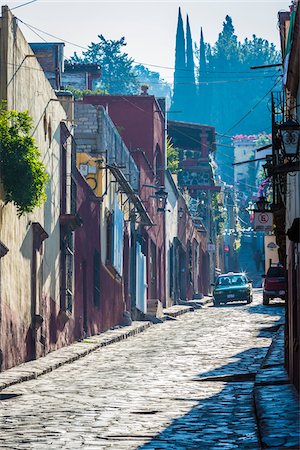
[262, 264, 286, 305]
[212, 272, 253, 306]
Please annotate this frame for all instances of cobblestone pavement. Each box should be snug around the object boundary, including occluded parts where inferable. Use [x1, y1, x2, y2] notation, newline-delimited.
[0, 291, 285, 449]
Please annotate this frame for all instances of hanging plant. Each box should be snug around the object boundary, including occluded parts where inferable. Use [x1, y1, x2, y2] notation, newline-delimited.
[0, 105, 49, 216]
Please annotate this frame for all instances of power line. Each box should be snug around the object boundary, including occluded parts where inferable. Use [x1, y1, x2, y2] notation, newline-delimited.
[17, 18, 87, 50]
[12, 17, 276, 189]
[216, 77, 282, 139]
[17, 18, 282, 77]
[3, 59, 278, 86]
[11, 0, 38, 10]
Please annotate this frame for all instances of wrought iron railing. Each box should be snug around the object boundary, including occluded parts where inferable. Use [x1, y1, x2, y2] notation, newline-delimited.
[98, 108, 139, 191]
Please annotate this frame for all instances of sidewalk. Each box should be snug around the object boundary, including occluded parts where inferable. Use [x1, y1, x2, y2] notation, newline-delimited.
[0, 302, 197, 393]
[254, 326, 300, 449]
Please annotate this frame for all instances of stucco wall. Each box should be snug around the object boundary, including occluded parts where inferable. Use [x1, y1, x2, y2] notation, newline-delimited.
[165, 172, 178, 307]
[81, 95, 167, 306]
[0, 7, 67, 369]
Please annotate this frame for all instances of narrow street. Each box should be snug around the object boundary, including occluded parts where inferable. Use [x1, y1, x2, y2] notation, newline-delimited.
[0, 291, 284, 449]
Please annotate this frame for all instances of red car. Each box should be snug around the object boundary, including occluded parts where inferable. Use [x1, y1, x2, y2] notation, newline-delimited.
[262, 264, 286, 305]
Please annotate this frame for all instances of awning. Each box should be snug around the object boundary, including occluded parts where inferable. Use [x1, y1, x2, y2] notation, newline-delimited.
[107, 163, 153, 227]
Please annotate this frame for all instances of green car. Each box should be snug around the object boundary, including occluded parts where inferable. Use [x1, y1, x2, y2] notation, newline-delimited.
[212, 272, 253, 306]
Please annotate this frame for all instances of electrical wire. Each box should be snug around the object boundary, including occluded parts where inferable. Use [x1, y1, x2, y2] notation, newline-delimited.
[3, 59, 279, 86]
[113, 93, 273, 189]
[10, 0, 38, 10]
[17, 17, 282, 77]
[23, 21, 47, 42]
[10, 17, 278, 190]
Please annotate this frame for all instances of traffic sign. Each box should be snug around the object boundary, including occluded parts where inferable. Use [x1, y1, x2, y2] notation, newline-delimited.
[253, 212, 273, 231]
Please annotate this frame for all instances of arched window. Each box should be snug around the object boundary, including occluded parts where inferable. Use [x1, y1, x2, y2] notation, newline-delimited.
[155, 144, 163, 184]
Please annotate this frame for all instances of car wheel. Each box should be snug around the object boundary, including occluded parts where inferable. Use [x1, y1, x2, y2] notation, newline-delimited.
[213, 299, 219, 307]
[263, 294, 269, 306]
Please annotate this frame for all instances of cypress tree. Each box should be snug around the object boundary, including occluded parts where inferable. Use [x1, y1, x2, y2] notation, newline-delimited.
[172, 7, 186, 120]
[185, 14, 197, 121]
[199, 28, 207, 77]
[198, 27, 209, 124]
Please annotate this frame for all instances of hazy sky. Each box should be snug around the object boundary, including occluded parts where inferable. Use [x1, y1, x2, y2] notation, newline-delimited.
[4, 0, 290, 81]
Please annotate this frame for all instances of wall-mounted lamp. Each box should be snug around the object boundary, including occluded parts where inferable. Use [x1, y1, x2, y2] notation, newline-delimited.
[255, 195, 270, 212]
[178, 206, 184, 219]
[278, 118, 300, 159]
[155, 188, 168, 212]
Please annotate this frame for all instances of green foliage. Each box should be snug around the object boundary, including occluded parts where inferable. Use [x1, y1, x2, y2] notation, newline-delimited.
[134, 64, 171, 100]
[211, 192, 226, 235]
[68, 35, 138, 94]
[166, 136, 179, 173]
[193, 16, 280, 135]
[0, 106, 49, 216]
[64, 85, 108, 100]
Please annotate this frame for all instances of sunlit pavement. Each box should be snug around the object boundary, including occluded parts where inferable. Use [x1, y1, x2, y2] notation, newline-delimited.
[0, 291, 286, 449]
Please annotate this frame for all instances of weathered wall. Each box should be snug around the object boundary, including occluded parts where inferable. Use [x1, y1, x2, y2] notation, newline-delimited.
[81, 95, 167, 306]
[0, 7, 67, 369]
[74, 103, 126, 329]
[165, 171, 178, 307]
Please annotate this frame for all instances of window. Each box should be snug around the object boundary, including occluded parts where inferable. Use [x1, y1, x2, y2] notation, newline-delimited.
[93, 250, 101, 306]
[169, 245, 174, 297]
[106, 210, 113, 264]
[188, 241, 193, 284]
[60, 229, 74, 313]
[155, 144, 163, 185]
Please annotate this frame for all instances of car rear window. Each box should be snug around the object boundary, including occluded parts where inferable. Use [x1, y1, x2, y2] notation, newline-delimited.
[267, 267, 285, 277]
[217, 275, 247, 286]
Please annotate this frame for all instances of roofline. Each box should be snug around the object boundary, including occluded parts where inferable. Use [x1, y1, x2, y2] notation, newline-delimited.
[168, 119, 215, 131]
[165, 169, 180, 198]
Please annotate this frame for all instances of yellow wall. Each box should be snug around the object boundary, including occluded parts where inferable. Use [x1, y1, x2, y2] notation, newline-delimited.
[76, 153, 103, 198]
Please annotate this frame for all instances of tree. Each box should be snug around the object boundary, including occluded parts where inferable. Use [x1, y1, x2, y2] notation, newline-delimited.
[185, 14, 197, 121]
[171, 7, 187, 120]
[192, 16, 280, 187]
[68, 35, 138, 94]
[166, 136, 179, 173]
[196, 17, 281, 134]
[0, 106, 49, 215]
[133, 64, 172, 101]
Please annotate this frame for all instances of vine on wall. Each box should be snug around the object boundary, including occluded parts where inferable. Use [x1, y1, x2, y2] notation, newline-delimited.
[0, 105, 49, 216]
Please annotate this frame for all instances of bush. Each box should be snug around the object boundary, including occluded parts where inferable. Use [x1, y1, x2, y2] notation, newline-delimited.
[0, 106, 49, 216]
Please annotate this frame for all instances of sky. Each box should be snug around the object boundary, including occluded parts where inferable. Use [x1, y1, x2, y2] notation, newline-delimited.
[3, 0, 291, 82]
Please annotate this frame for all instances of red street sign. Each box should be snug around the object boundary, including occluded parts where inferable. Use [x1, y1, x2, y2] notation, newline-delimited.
[258, 213, 270, 224]
[254, 212, 273, 231]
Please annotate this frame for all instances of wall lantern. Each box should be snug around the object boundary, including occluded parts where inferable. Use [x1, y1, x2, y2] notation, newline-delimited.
[178, 206, 184, 219]
[278, 118, 300, 159]
[263, 155, 273, 177]
[255, 195, 269, 212]
[155, 188, 168, 212]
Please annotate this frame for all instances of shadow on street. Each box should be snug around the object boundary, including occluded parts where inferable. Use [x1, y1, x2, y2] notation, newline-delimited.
[138, 304, 283, 449]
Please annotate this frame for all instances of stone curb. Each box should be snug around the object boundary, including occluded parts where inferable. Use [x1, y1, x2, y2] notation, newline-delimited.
[253, 325, 300, 449]
[163, 305, 194, 317]
[0, 300, 205, 393]
[0, 321, 152, 392]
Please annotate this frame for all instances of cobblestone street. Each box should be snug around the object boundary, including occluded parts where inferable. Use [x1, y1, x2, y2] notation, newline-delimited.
[0, 292, 285, 449]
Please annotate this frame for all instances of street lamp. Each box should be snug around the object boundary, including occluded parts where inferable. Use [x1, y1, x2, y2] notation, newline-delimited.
[155, 188, 168, 212]
[255, 195, 269, 212]
[278, 118, 300, 159]
[178, 206, 184, 219]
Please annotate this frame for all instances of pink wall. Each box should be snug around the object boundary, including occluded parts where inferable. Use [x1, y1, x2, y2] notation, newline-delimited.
[82, 95, 166, 306]
[75, 171, 125, 336]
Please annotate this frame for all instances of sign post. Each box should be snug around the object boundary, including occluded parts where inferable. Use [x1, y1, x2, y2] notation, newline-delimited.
[253, 211, 273, 231]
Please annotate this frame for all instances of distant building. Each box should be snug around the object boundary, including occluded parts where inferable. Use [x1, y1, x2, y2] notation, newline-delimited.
[29, 43, 101, 90]
[80, 94, 167, 313]
[167, 120, 220, 288]
[278, 3, 300, 391]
